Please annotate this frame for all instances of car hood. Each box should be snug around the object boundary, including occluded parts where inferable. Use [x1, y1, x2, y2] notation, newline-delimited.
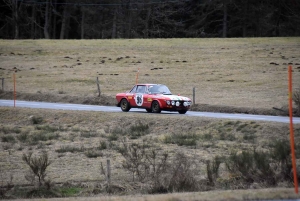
[160, 94, 191, 101]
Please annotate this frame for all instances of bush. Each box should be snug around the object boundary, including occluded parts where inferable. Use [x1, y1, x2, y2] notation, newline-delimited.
[118, 142, 148, 181]
[164, 133, 199, 146]
[129, 122, 149, 139]
[22, 151, 52, 188]
[56, 145, 85, 153]
[206, 156, 223, 186]
[17, 133, 29, 143]
[29, 131, 59, 144]
[80, 130, 98, 138]
[84, 149, 103, 158]
[167, 152, 199, 192]
[270, 140, 292, 181]
[30, 116, 44, 125]
[225, 149, 276, 186]
[1, 135, 16, 143]
[293, 89, 300, 116]
[98, 141, 107, 150]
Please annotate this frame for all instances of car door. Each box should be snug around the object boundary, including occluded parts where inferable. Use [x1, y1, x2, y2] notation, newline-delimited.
[134, 85, 146, 107]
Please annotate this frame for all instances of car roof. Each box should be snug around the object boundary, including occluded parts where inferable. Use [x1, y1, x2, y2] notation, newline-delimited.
[136, 84, 160, 86]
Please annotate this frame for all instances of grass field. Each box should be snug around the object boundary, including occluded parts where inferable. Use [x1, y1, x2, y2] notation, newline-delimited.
[1, 38, 300, 199]
[0, 38, 300, 109]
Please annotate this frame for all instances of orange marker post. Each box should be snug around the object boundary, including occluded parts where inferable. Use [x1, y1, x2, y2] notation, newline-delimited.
[13, 72, 16, 107]
[288, 65, 298, 194]
[136, 68, 139, 85]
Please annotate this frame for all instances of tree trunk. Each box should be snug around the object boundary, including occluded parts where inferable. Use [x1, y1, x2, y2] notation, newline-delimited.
[31, 5, 36, 39]
[126, 1, 132, 38]
[60, 5, 69, 39]
[222, 0, 227, 38]
[242, 0, 248, 37]
[81, 7, 85, 39]
[112, 7, 117, 39]
[52, 0, 57, 39]
[13, 0, 19, 39]
[144, 6, 151, 38]
[44, 0, 50, 39]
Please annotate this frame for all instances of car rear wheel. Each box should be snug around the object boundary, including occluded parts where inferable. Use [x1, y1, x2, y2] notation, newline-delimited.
[151, 101, 161, 113]
[120, 99, 130, 112]
[146, 109, 152, 113]
[178, 110, 187, 114]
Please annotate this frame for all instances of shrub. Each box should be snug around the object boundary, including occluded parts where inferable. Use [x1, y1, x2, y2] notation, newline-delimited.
[80, 130, 98, 138]
[129, 122, 149, 139]
[293, 88, 300, 116]
[118, 142, 148, 181]
[1, 135, 16, 143]
[0, 126, 21, 134]
[30, 116, 44, 125]
[84, 149, 103, 158]
[164, 133, 199, 146]
[225, 149, 276, 186]
[206, 156, 223, 186]
[107, 133, 119, 141]
[0, 174, 14, 199]
[29, 131, 59, 144]
[270, 139, 292, 180]
[167, 152, 199, 192]
[35, 125, 59, 132]
[17, 133, 29, 143]
[56, 145, 85, 153]
[22, 151, 52, 188]
[98, 141, 107, 150]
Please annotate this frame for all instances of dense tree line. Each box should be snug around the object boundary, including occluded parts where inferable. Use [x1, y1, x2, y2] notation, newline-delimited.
[0, 0, 299, 39]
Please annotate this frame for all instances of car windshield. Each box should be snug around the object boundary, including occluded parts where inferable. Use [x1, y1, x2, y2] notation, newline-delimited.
[148, 85, 172, 95]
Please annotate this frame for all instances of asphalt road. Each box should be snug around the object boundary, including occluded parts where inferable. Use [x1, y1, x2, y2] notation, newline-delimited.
[1, 99, 300, 124]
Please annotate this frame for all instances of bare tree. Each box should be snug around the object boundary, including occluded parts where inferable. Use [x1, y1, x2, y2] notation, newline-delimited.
[44, 0, 50, 39]
[3, 0, 23, 39]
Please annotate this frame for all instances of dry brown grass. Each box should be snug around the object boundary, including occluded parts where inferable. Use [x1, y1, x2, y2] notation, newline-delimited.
[0, 107, 299, 197]
[0, 38, 300, 109]
[1, 38, 300, 199]
[13, 188, 300, 201]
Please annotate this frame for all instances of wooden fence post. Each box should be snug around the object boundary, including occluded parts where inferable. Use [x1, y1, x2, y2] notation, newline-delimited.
[193, 87, 195, 105]
[96, 77, 101, 97]
[107, 159, 111, 192]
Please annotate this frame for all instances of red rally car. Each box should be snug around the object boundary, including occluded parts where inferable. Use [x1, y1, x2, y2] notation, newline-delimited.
[116, 84, 192, 114]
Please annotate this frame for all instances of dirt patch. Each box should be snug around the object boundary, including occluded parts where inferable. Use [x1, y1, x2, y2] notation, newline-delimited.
[0, 90, 294, 116]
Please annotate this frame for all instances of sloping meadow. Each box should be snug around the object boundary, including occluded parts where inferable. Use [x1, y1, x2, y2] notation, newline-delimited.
[0, 38, 300, 111]
[0, 107, 299, 198]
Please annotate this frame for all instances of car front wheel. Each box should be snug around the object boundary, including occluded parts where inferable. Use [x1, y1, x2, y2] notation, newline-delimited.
[151, 101, 161, 113]
[120, 99, 130, 112]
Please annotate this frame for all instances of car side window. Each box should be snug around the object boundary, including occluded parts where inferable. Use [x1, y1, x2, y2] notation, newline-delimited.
[130, 86, 137, 93]
[136, 86, 146, 94]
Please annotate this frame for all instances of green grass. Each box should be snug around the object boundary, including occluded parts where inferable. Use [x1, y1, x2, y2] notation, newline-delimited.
[164, 133, 200, 146]
[1, 135, 16, 143]
[56, 145, 85, 153]
[59, 187, 81, 197]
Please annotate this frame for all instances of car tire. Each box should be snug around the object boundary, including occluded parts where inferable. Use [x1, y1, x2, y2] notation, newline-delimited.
[146, 109, 152, 113]
[151, 101, 161, 113]
[120, 99, 130, 112]
[178, 110, 187, 114]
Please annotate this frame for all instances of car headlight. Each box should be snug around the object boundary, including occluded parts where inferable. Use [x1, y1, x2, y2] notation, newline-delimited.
[166, 100, 170, 105]
[183, 102, 187, 107]
[176, 101, 180, 106]
[171, 101, 175, 105]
